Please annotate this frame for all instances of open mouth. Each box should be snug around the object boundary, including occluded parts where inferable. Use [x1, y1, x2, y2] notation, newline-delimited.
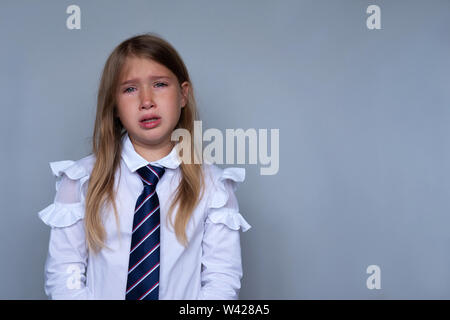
[139, 115, 161, 128]
[141, 117, 160, 123]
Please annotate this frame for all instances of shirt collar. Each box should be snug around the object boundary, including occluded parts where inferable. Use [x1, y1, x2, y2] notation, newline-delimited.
[121, 132, 181, 172]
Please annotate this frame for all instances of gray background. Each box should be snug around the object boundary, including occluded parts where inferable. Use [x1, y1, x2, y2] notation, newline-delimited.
[1, 0, 450, 299]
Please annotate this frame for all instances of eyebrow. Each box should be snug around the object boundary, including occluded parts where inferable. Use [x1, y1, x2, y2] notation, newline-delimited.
[120, 76, 171, 86]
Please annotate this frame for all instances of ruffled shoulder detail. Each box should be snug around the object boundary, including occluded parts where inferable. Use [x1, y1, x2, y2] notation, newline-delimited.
[205, 165, 251, 232]
[208, 167, 245, 209]
[50, 160, 88, 180]
[207, 207, 252, 232]
[38, 202, 85, 228]
[38, 157, 92, 228]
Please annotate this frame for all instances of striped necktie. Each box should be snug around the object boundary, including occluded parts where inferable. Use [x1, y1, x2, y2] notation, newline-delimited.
[126, 164, 165, 300]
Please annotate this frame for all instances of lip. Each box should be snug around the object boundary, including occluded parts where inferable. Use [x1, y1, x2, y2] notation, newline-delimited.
[139, 117, 161, 129]
[139, 114, 161, 122]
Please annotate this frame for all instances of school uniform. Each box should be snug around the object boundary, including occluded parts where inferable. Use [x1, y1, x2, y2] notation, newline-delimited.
[38, 132, 251, 299]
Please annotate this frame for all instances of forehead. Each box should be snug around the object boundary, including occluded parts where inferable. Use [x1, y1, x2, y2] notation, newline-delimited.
[119, 56, 175, 81]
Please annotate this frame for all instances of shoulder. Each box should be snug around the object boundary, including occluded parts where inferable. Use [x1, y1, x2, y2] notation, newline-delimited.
[201, 163, 251, 232]
[49, 154, 96, 180]
[202, 163, 245, 191]
[38, 154, 96, 228]
[202, 163, 245, 209]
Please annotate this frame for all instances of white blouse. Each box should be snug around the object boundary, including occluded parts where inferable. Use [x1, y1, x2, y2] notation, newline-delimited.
[37, 133, 251, 300]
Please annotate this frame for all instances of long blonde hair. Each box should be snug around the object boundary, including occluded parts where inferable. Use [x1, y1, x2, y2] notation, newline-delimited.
[85, 33, 205, 254]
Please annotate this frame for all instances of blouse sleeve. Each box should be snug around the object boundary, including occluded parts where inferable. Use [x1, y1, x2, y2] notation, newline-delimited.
[37, 160, 92, 300]
[199, 167, 251, 300]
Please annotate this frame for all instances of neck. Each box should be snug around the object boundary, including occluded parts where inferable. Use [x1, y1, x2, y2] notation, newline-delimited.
[130, 136, 174, 163]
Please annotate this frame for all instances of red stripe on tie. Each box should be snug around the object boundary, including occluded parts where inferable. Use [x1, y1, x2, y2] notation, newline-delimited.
[147, 165, 160, 179]
[140, 175, 153, 185]
[130, 223, 160, 253]
[135, 190, 156, 212]
[126, 262, 159, 292]
[132, 206, 159, 233]
[138, 281, 159, 300]
[128, 242, 160, 272]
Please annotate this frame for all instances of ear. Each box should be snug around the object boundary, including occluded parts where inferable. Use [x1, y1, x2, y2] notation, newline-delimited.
[180, 81, 190, 108]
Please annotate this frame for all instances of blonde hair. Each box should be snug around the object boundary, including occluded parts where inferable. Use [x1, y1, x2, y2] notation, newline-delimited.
[85, 33, 205, 254]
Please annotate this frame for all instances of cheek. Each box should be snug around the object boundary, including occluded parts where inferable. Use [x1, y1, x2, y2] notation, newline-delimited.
[116, 95, 134, 114]
[116, 104, 132, 125]
[167, 104, 181, 120]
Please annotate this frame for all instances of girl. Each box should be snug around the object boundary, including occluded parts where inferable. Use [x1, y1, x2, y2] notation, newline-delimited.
[38, 33, 251, 300]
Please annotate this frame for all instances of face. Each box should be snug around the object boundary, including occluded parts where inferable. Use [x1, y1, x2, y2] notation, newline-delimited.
[116, 56, 189, 153]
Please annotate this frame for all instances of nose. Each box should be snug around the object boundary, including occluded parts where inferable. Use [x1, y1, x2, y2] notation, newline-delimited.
[139, 86, 154, 109]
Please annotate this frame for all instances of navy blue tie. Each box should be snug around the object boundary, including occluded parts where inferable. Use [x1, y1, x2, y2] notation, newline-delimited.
[126, 164, 165, 300]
